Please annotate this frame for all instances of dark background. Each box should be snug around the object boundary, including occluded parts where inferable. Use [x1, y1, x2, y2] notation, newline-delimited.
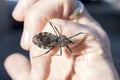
[0, 0, 120, 79]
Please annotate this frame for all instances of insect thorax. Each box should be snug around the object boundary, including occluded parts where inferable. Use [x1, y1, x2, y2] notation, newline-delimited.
[57, 35, 72, 47]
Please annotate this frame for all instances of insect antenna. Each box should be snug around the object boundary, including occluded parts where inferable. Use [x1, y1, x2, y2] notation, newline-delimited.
[68, 32, 84, 39]
[49, 21, 60, 36]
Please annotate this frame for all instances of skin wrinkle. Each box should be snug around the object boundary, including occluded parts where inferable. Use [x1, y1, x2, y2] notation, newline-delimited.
[52, 20, 106, 57]
[73, 52, 113, 80]
[83, 22, 110, 51]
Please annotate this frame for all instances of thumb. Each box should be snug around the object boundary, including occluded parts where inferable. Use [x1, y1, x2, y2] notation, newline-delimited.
[4, 53, 30, 80]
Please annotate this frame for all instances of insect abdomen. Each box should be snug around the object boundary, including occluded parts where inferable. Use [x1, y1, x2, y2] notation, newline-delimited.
[33, 32, 58, 49]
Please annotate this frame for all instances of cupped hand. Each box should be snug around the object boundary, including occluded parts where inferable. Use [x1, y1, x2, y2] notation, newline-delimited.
[4, 18, 119, 80]
[4, 0, 119, 80]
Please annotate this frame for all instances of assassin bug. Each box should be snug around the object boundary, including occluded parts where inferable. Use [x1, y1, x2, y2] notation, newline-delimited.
[32, 21, 83, 58]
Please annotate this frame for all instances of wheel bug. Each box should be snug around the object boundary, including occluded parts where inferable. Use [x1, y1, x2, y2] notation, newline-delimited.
[32, 21, 84, 58]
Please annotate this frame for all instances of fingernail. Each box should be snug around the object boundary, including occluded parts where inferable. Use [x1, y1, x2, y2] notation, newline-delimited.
[21, 30, 30, 48]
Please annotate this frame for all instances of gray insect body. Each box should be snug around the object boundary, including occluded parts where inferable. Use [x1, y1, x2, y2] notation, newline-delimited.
[33, 32, 74, 48]
[56, 35, 74, 47]
[33, 32, 58, 49]
[32, 21, 83, 57]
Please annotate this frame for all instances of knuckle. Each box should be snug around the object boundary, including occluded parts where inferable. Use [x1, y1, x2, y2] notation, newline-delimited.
[12, 11, 24, 21]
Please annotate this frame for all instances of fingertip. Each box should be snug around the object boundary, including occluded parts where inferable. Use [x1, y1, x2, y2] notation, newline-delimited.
[4, 53, 30, 70]
[20, 29, 31, 51]
[4, 53, 30, 80]
[12, 0, 38, 21]
[4, 53, 23, 68]
[12, 11, 24, 21]
[12, 0, 25, 21]
[20, 41, 30, 51]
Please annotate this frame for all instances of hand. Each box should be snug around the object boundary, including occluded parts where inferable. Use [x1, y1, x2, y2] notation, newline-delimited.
[12, 0, 77, 50]
[4, 0, 119, 80]
[4, 18, 119, 79]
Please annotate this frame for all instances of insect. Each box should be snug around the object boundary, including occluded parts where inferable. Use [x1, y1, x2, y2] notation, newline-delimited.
[32, 21, 84, 58]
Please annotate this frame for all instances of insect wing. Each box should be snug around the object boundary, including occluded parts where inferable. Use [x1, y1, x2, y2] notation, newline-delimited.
[33, 32, 58, 49]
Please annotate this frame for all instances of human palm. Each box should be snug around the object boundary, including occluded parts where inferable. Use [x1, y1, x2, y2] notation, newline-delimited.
[30, 19, 111, 80]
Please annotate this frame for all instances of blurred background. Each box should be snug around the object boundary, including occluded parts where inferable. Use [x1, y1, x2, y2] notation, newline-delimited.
[0, 0, 120, 79]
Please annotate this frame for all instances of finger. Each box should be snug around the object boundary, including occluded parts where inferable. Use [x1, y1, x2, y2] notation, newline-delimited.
[30, 21, 61, 79]
[30, 44, 53, 80]
[20, 0, 76, 50]
[69, 1, 99, 25]
[4, 53, 30, 80]
[12, 0, 38, 21]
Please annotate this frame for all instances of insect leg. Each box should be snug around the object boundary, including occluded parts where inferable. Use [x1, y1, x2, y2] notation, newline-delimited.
[44, 47, 54, 54]
[32, 47, 54, 58]
[49, 21, 58, 36]
[55, 46, 62, 56]
[60, 46, 62, 56]
[66, 45, 72, 53]
[49, 21, 60, 36]
[68, 32, 84, 39]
